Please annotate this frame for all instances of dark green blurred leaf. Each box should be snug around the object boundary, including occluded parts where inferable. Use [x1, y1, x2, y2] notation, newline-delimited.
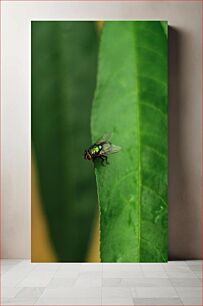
[91, 21, 168, 262]
[32, 21, 98, 262]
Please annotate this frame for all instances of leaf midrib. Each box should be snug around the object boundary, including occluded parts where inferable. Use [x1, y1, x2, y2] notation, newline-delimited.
[132, 22, 141, 261]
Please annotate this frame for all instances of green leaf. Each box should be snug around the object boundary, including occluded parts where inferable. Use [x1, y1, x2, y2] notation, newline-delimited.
[91, 21, 168, 262]
[32, 21, 98, 261]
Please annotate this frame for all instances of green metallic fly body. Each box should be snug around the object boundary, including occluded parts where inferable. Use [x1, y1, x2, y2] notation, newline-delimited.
[84, 133, 121, 165]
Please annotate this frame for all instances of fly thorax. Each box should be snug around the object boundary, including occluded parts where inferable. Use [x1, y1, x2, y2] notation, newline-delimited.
[91, 145, 100, 155]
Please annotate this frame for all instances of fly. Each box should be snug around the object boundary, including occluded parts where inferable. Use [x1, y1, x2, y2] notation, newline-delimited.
[84, 133, 121, 166]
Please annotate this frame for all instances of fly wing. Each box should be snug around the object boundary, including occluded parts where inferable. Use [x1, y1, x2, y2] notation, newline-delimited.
[109, 144, 121, 154]
[95, 133, 112, 144]
[101, 143, 121, 155]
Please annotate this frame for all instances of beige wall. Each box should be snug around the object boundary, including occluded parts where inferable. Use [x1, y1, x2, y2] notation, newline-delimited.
[1, 1, 202, 259]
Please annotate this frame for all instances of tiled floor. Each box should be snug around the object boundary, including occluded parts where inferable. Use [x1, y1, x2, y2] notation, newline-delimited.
[1, 260, 202, 305]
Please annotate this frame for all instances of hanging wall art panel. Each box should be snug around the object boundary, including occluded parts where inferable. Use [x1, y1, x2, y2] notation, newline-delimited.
[31, 21, 168, 262]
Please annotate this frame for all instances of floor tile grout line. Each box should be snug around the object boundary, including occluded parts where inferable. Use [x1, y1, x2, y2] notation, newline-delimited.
[185, 261, 200, 277]
[165, 260, 202, 305]
[3, 260, 40, 290]
[1, 260, 24, 276]
[165, 260, 201, 278]
[32, 262, 60, 305]
[130, 286, 137, 305]
[16, 266, 58, 289]
[166, 267, 184, 306]
[186, 260, 203, 282]
[178, 294, 202, 306]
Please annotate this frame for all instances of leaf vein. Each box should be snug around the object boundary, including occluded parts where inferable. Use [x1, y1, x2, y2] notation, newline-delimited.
[143, 144, 167, 161]
[140, 102, 167, 120]
[141, 237, 166, 261]
[140, 75, 167, 87]
[142, 184, 167, 207]
[137, 44, 166, 62]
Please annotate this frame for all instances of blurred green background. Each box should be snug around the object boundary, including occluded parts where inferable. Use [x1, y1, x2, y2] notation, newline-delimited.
[31, 21, 100, 262]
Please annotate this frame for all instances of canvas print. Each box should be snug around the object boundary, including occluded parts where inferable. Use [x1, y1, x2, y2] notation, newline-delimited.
[31, 21, 168, 262]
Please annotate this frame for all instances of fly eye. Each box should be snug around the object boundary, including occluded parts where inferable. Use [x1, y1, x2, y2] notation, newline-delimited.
[84, 150, 91, 160]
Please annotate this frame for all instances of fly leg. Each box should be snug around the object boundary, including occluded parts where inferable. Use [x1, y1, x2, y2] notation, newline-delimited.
[100, 156, 106, 166]
[93, 156, 106, 167]
[95, 156, 109, 166]
[103, 155, 109, 165]
[100, 156, 108, 166]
